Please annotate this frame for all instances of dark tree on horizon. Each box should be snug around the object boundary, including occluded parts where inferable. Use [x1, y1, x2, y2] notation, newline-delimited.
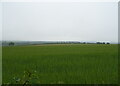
[9, 42, 15, 46]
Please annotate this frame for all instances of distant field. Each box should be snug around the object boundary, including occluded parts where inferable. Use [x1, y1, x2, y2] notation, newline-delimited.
[2, 44, 118, 84]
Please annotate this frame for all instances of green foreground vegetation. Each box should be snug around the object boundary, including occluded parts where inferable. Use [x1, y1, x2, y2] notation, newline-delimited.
[0, 47, 2, 85]
[2, 44, 118, 84]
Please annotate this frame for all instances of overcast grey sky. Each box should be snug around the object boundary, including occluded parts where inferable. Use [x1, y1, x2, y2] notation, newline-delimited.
[1, 2, 118, 43]
[0, 3, 2, 41]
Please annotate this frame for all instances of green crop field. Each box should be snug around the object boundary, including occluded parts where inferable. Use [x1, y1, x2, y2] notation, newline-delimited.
[2, 44, 118, 84]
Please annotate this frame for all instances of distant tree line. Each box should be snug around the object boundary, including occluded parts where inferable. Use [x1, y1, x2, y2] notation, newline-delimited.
[96, 42, 110, 44]
[44, 42, 110, 44]
[8, 41, 110, 46]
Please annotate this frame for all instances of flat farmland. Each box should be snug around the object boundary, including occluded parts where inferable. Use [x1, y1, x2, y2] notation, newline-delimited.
[2, 44, 118, 84]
